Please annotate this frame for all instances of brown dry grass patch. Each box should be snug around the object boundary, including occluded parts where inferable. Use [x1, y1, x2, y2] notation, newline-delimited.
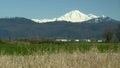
[0, 48, 120, 68]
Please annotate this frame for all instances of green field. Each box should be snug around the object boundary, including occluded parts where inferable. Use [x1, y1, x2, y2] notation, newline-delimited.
[0, 42, 120, 55]
[0, 42, 120, 68]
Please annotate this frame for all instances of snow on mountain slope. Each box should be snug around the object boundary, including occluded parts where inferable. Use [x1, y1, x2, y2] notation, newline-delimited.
[32, 10, 100, 23]
[32, 18, 57, 23]
[58, 10, 92, 22]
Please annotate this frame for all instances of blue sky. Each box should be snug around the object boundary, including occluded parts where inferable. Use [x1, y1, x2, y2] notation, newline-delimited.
[0, 0, 120, 20]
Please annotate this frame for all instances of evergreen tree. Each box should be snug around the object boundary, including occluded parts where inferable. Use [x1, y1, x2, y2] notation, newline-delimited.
[104, 29, 114, 42]
[116, 24, 120, 41]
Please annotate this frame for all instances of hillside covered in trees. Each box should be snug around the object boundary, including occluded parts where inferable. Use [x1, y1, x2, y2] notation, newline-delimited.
[0, 17, 119, 40]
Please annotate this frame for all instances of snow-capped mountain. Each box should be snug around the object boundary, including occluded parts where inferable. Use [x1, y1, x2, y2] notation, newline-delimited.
[32, 18, 57, 23]
[57, 10, 99, 22]
[84, 16, 117, 23]
[31, 10, 112, 23]
[0, 16, 119, 39]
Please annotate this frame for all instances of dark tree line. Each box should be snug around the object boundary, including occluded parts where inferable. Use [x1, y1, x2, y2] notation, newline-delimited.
[104, 23, 120, 42]
[116, 24, 120, 41]
[104, 29, 114, 42]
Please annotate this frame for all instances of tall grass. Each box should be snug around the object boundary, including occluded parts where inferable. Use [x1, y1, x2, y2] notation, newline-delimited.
[0, 48, 120, 68]
[0, 42, 120, 55]
[0, 42, 120, 68]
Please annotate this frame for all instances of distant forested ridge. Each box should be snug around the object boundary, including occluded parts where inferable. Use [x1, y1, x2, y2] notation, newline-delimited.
[0, 17, 119, 39]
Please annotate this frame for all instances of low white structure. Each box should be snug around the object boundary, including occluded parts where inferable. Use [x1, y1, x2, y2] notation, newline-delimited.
[56, 39, 70, 42]
[83, 39, 91, 42]
[97, 40, 103, 42]
[75, 39, 79, 42]
[87, 39, 91, 42]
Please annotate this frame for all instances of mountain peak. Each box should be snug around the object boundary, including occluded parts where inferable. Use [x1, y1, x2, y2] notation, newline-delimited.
[68, 10, 83, 15]
[31, 10, 108, 23]
[65, 10, 88, 18]
[57, 10, 91, 22]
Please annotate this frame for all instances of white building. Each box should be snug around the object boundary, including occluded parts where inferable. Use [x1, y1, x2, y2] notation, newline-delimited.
[97, 40, 103, 42]
[83, 39, 91, 42]
[75, 39, 79, 42]
[56, 39, 70, 42]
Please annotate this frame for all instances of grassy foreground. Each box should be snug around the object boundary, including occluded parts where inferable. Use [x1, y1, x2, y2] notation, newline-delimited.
[0, 42, 120, 68]
[0, 42, 120, 55]
[0, 49, 120, 68]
